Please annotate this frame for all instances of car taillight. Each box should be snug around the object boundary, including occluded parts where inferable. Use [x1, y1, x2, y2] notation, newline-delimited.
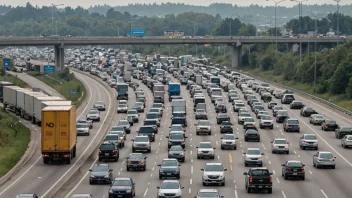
[112, 150, 116, 153]
[276, 116, 280, 118]
[287, 168, 291, 171]
[257, 133, 260, 136]
[245, 133, 248, 136]
[99, 151, 102, 154]
[301, 168, 305, 172]
[270, 177, 272, 183]
[288, 125, 291, 127]
[317, 158, 323, 161]
[152, 133, 155, 136]
[42, 154, 49, 157]
[249, 177, 253, 183]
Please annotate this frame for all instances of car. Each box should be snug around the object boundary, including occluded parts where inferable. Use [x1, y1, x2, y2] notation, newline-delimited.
[261, 92, 272, 102]
[167, 132, 187, 149]
[104, 134, 124, 148]
[15, 194, 38, 198]
[117, 120, 131, 133]
[220, 121, 233, 133]
[341, 135, 352, 148]
[197, 142, 215, 159]
[313, 151, 336, 169]
[268, 101, 277, 109]
[335, 126, 352, 139]
[89, 164, 113, 184]
[132, 135, 151, 152]
[220, 134, 238, 150]
[108, 130, 126, 141]
[71, 194, 92, 198]
[216, 113, 230, 124]
[98, 141, 119, 162]
[243, 148, 264, 167]
[309, 114, 325, 125]
[243, 117, 256, 130]
[117, 104, 128, 113]
[321, 119, 338, 131]
[299, 134, 319, 150]
[256, 111, 269, 119]
[275, 110, 289, 123]
[132, 103, 144, 113]
[157, 180, 184, 198]
[126, 153, 147, 171]
[158, 159, 181, 179]
[108, 177, 135, 198]
[233, 102, 246, 112]
[281, 160, 305, 180]
[127, 110, 139, 123]
[77, 119, 93, 129]
[238, 112, 252, 125]
[76, 122, 90, 136]
[169, 124, 185, 134]
[168, 145, 186, 162]
[244, 167, 273, 194]
[195, 189, 223, 198]
[259, 115, 274, 129]
[244, 129, 260, 142]
[290, 100, 304, 109]
[272, 106, 283, 116]
[145, 113, 161, 127]
[201, 163, 227, 186]
[152, 103, 164, 112]
[93, 101, 106, 111]
[300, 106, 318, 117]
[195, 120, 212, 135]
[283, 118, 300, 132]
[137, 125, 157, 141]
[125, 115, 135, 125]
[195, 109, 208, 120]
[149, 108, 163, 117]
[271, 138, 289, 154]
[215, 103, 227, 113]
[86, 109, 100, 121]
[281, 94, 295, 104]
[253, 106, 265, 114]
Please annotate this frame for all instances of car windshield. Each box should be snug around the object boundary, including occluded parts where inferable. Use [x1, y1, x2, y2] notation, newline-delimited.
[319, 153, 334, 159]
[305, 107, 313, 111]
[204, 164, 223, 171]
[88, 110, 97, 114]
[236, 104, 245, 107]
[218, 114, 228, 118]
[274, 139, 287, 144]
[223, 135, 235, 140]
[199, 143, 212, 148]
[77, 124, 88, 128]
[118, 105, 126, 108]
[326, 120, 336, 124]
[304, 135, 317, 140]
[341, 127, 352, 131]
[244, 118, 255, 122]
[110, 131, 123, 136]
[170, 146, 183, 151]
[119, 121, 129, 125]
[111, 126, 124, 131]
[153, 104, 162, 108]
[100, 144, 115, 150]
[96, 101, 104, 105]
[105, 135, 118, 140]
[261, 116, 272, 120]
[315, 115, 324, 119]
[198, 121, 210, 126]
[150, 109, 159, 113]
[347, 136, 352, 140]
[170, 125, 183, 131]
[198, 192, 219, 197]
[240, 113, 251, 117]
[77, 120, 86, 124]
[139, 127, 155, 133]
[293, 101, 302, 104]
[196, 109, 206, 113]
[144, 120, 157, 125]
[251, 170, 270, 176]
[127, 110, 137, 114]
[135, 136, 149, 142]
[221, 121, 232, 126]
[169, 133, 183, 139]
[161, 160, 178, 166]
[247, 149, 261, 155]
[92, 166, 108, 172]
[147, 114, 158, 119]
[287, 162, 303, 167]
[287, 120, 299, 124]
[112, 180, 131, 186]
[160, 182, 179, 189]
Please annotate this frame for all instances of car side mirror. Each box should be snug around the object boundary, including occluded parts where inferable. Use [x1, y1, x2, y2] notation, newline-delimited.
[221, 196, 224, 198]
[131, 139, 134, 141]
[270, 173, 273, 175]
[302, 164, 305, 167]
[196, 147, 198, 148]
[181, 187, 184, 189]
[261, 153, 265, 155]
[136, 130, 139, 133]
[110, 169, 113, 171]
[178, 165, 181, 166]
[194, 124, 196, 126]
[201, 169, 204, 171]
[236, 137, 239, 139]
[334, 157, 336, 158]
[281, 164, 285, 166]
[157, 164, 161, 166]
[133, 182, 135, 185]
[166, 136, 169, 138]
[213, 148, 216, 149]
[157, 187, 160, 189]
[145, 157, 147, 159]
[89, 169, 92, 171]
[271, 141, 273, 143]
[220, 137, 223, 139]
[224, 168, 227, 171]
[184, 149, 186, 151]
[243, 152, 246, 154]
[243, 172, 248, 175]
[185, 136, 188, 138]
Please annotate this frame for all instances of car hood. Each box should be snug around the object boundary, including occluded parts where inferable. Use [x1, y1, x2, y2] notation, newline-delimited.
[119, 124, 130, 128]
[135, 141, 149, 144]
[222, 140, 235, 143]
[91, 171, 109, 177]
[160, 166, 179, 171]
[110, 186, 132, 191]
[198, 148, 214, 152]
[77, 127, 89, 131]
[118, 106, 127, 109]
[158, 189, 181, 194]
[246, 154, 262, 158]
[128, 114, 138, 117]
[204, 171, 224, 177]
[169, 151, 184, 154]
[197, 125, 211, 128]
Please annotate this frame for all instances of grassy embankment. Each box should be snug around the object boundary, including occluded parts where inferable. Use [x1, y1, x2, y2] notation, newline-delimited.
[0, 74, 30, 177]
[243, 68, 352, 111]
[30, 68, 87, 108]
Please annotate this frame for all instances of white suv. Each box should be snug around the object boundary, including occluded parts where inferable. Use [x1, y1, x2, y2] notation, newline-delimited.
[157, 180, 184, 198]
[243, 148, 264, 167]
[201, 163, 227, 186]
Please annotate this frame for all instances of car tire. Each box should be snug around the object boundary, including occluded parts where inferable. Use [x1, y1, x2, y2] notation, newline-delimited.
[159, 175, 162, 180]
[268, 189, 272, 194]
[89, 181, 93, 185]
[286, 151, 289, 154]
[203, 182, 206, 186]
[234, 146, 237, 150]
[247, 187, 251, 193]
[98, 157, 102, 162]
[302, 146, 305, 150]
[221, 146, 224, 150]
[332, 165, 336, 169]
[127, 166, 130, 171]
[302, 176, 305, 180]
[222, 181, 225, 186]
[284, 174, 288, 180]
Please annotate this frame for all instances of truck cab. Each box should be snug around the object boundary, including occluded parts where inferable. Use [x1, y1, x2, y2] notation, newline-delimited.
[243, 167, 273, 194]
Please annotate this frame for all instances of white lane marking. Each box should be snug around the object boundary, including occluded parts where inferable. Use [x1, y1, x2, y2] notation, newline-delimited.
[191, 166, 193, 174]
[276, 177, 280, 183]
[216, 141, 218, 145]
[235, 190, 238, 198]
[281, 131, 284, 135]
[273, 170, 276, 175]
[190, 150, 192, 155]
[309, 170, 312, 174]
[191, 159, 193, 163]
[235, 185, 237, 190]
[144, 188, 149, 197]
[262, 143, 266, 150]
[190, 179, 192, 184]
[269, 161, 272, 164]
[0, 73, 96, 196]
[118, 172, 121, 176]
[122, 160, 125, 165]
[298, 155, 300, 158]
[150, 173, 153, 177]
[294, 151, 297, 154]
[218, 156, 220, 159]
[320, 189, 329, 198]
[189, 188, 191, 194]
[282, 190, 287, 198]
[152, 167, 155, 171]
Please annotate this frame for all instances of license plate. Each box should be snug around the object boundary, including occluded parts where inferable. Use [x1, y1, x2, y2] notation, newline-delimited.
[167, 173, 171, 175]
[105, 153, 109, 156]
[258, 186, 263, 188]
[118, 195, 122, 197]
[293, 173, 297, 175]
[132, 165, 138, 167]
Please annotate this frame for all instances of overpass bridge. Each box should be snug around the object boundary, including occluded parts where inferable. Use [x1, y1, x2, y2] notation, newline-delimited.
[1, 36, 349, 69]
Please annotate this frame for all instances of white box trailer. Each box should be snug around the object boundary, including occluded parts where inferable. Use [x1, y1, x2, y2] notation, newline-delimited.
[32, 97, 66, 126]
[16, 89, 32, 113]
[24, 92, 47, 120]
[153, 84, 165, 92]
[171, 99, 186, 114]
[3, 86, 21, 108]
[195, 75, 202, 85]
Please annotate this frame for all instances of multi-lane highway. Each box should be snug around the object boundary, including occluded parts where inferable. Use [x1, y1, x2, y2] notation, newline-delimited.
[0, 71, 115, 197]
[56, 70, 352, 198]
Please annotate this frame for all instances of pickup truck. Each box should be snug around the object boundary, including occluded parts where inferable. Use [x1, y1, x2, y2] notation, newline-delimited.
[243, 167, 273, 194]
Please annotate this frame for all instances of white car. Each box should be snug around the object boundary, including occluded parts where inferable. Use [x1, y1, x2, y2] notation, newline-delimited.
[76, 123, 90, 136]
[201, 163, 227, 186]
[197, 142, 215, 159]
[220, 134, 238, 150]
[243, 148, 264, 167]
[243, 117, 256, 129]
[271, 138, 289, 154]
[157, 180, 184, 198]
[259, 115, 274, 129]
[86, 109, 100, 121]
[238, 112, 252, 124]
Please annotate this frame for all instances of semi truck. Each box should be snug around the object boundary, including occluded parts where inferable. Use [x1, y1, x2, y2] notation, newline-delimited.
[168, 82, 181, 102]
[3, 86, 22, 111]
[171, 99, 187, 117]
[41, 105, 77, 164]
[32, 96, 66, 126]
[0, 81, 13, 102]
[116, 83, 129, 100]
[23, 92, 47, 120]
[195, 75, 202, 85]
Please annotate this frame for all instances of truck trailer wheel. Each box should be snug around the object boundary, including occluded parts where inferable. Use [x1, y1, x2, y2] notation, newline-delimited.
[43, 158, 49, 164]
[66, 156, 71, 164]
[73, 146, 76, 158]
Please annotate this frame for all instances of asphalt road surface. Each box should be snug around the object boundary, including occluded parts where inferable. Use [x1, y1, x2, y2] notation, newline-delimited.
[60, 71, 352, 198]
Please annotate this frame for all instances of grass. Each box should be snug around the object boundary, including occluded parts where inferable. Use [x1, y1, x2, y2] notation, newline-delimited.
[0, 74, 29, 88]
[0, 108, 30, 177]
[30, 71, 87, 108]
[243, 68, 352, 111]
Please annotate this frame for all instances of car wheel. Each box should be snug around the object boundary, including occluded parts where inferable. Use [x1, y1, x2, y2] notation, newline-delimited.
[203, 182, 206, 186]
[268, 188, 272, 194]
[98, 157, 102, 162]
[302, 176, 305, 180]
[332, 165, 336, 169]
[159, 175, 162, 180]
[247, 187, 251, 193]
[286, 151, 289, 154]
[284, 174, 288, 180]
[234, 146, 237, 150]
[221, 146, 224, 150]
[127, 166, 130, 171]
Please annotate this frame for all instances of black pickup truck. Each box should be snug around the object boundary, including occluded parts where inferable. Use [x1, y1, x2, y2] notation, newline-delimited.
[244, 167, 273, 194]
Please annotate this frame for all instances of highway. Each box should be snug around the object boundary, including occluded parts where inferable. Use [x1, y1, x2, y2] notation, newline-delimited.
[56, 70, 352, 198]
[0, 71, 116, 197]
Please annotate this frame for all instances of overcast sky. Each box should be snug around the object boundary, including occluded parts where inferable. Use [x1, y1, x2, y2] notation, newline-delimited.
[2, 0, 350, 8]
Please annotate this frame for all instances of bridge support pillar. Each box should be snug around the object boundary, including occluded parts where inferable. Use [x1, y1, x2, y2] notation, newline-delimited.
[289, 44, 299, 53]
[54, 45, 64, 71]
[302, 43, 309, 54]
[231, 45, 242, 68]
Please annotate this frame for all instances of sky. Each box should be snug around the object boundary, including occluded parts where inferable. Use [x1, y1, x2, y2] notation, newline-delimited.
[2, 0, 350, 8]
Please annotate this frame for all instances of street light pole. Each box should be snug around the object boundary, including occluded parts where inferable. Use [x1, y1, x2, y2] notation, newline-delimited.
[229, 14, 240, 36]
[193, 21, 196, 37]
[267, 0, 286, 57]
[333, 0, 341, 45]
[308, 11, 321, 92]
[51, 4, 64, 36]
[291, 0, 308, 62]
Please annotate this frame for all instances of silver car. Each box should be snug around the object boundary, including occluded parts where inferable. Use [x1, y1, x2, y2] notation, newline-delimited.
[197, 142, 215, 159]
[220, 134, 238, 150]
[313, 151, 336, 169]
[76, 123, 90, 136]
[341, 135, 352, 148]
[86, 109, 100, 121]
[243, 148, 264, 167]
[309, 114, 325, 125]
[299, 134, 318, 150]
[157, 180, 184, 198]
[271, 138, 289, 154]
[117, 104, 128, 113]
[195, 120, 212, 135]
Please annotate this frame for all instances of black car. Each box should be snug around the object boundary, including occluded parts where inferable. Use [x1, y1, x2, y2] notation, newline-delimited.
[158, 158, 181, 179]
[93, 101, 106, 111]
[244, 129, 260, 142]
[168, 145, 186, 162]
[108, 177, 135, 198]
[220, 121, 233, 133]
[300, 106, 318, 117]
[98, 141, 119, 162]
[290, 100, 304, 109]
[216, 113, 230, 124]
[244, 168, 273, 194]
[167, 132, 187, 149]
[321, 119, 339, 131]
[126, 153, 147, 171]
[171, 117, 188, 127]
[137, 125, 157, 141]
[89, 164, 113, 184]
[281, 160, 305, 180]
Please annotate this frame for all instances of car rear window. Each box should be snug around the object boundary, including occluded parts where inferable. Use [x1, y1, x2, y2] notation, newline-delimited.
[287, 162, 303, 167]
[139, 127, 155, 133]
[251, 170, 270, 176]
[100, 144, 115, 150]
[144, 120, 157, 125]
[287, 120, 299, 124]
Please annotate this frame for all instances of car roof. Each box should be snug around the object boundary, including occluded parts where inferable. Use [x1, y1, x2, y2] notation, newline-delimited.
[114, 177, 132, 180]
[247, 148, 260, 150]
[162, 158, 178, 161]
[161, 180, 180, 183]
[318, 151, 332, 154]
[198, 189, 219, 193]
[274, 138, 287, 141]
[205, 162, 222, 166]
[287, 160, 302, 163]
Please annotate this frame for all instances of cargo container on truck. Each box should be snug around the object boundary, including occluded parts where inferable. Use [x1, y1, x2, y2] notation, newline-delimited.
[195, 75, 202, 85]
[168, 83, 181, 102]
[33, 96, 65, 126]
[0, 81, 13, 102]
[116, 83, 129, 100]
[172, 99, 187, 117]
[41, 105, 77, 164]
[153, 84, 165, 93]
[16, 89, 35, 118]
[24, 92, 47, 120]
[3, 86, 21, 110]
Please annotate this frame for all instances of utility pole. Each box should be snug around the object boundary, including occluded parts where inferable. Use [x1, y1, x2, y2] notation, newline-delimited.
[308, 11, 321, 93]
[333, 0, 341, 45]
[229, 14, 240, 36]
[51, 4, 64, 36]
[267, 0, 286, 57]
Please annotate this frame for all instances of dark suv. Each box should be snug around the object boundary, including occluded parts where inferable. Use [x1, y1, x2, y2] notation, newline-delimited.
[98, 141, 119, 162]
[126, 153, 147, 171]
[158, 158, 181, 179]
[108, 177, 135, 198]
[137, 125, 157, 141]
[89, 164, 113, 184]
[283, 119, 300, 132]
[220, 121, 233, 133]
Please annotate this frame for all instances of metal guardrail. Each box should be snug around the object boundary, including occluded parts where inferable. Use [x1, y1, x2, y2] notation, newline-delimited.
[238, 70, 352, 116]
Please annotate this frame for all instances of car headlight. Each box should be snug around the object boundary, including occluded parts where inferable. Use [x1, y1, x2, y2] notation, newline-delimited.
[180, 152, 184, 156]
[109, 189, 113, 193]
[146, 143, 150, 147]
[203, 175, 208, 179]
[133, 143, 137, 147]
[159, 169, 163, 173]
[90, 175, 95, 178]
[104, 175, 109, 178]
[126, 189, 131, 193]
[197, 127, 200, 130]
[158, 192, 164, 196]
